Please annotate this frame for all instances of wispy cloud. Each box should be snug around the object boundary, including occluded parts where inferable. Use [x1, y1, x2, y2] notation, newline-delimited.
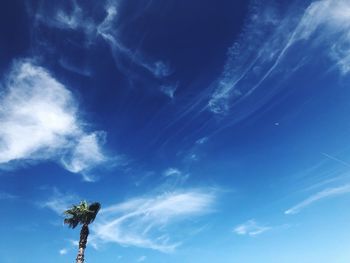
[285, 184, 350, 215]
[35, 0, 95, 36]
[61, 132, 107, 182]
[182, 137, 209, 163]
[38, 1, 172, 80]
[33, 0, 173, 96]
[0, 60, 108, 181]
[161, 168, 189, 190]
[0, 61, 78, 163]
[0, 192, 18, 200]
[41, 188, 79, 215]
[208, 2, 283, 115]
[163, 168, 182, 177]
[233, 219, 271, 236]
[196, 137, 208, 145]
[91, 189, 215, 252]
[55, 3, 84, 30]
[96, 4, 172, 80]
[297, 0, 350, 75]
[208, 0, 350, 116]
[160, 83, 178, 99]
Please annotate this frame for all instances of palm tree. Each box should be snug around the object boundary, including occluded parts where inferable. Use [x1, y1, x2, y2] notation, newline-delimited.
[64, 201, 101, 263]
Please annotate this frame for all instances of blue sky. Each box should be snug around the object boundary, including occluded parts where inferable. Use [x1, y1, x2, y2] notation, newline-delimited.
[1, 0, 350, 262]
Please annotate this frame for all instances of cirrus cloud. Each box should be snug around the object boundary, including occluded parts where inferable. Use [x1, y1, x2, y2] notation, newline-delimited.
[91, 189, 216, 252]
[0, 60, 108, 181]
[233, 219, 271, 236]
[285, 184, 350, 215]
[208, 0, 350, 116]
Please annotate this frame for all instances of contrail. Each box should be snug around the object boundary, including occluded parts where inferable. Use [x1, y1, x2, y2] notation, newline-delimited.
[321, 152, 350, 168]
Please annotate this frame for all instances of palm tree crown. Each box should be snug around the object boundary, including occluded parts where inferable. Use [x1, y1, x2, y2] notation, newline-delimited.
[64, 201, 101, 229]
[64, 200, 101, 263]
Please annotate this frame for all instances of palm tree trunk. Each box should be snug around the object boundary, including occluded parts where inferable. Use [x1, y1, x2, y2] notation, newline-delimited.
[76, 224, 89, 263]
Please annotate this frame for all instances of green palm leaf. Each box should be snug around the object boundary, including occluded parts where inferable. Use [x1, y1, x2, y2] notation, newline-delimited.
[63, 200, 101, 228]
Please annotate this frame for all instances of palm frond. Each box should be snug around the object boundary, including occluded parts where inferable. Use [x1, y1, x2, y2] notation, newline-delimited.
[64, 217, 79, 229]
[63, 200, 101, 227]
[88, 202, 101, 223]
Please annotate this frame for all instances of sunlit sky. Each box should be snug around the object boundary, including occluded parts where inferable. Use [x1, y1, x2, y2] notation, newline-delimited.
[1, 0, 350, 262]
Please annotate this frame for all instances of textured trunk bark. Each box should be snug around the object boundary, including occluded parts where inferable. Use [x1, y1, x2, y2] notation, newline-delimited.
[76, 224, 89, 263]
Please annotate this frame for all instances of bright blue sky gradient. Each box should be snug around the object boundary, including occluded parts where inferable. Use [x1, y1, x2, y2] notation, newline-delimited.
[1, 0, 350, 262]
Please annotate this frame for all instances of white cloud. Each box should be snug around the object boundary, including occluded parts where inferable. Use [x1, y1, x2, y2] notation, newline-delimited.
[68, 239, 79, 247]
[55, 6, 82, 30]
[152, 62, 172, 79]
[0, 60, 108, 180]
[0, 61, 78, 163]
[208, 0, 350, 115]
[91, 190, 215, 252]
[160, 84, 178, 99]
[296, 0, 350, 75]
[285, 184, 350, 215]
[233, 219, 271, 236]
[58, 239, 79, 256]
[62, 132, 107, 182]
[196, 137, 208, 145]
[163, 168, 181, 177]
[59, 248, 68, 255]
